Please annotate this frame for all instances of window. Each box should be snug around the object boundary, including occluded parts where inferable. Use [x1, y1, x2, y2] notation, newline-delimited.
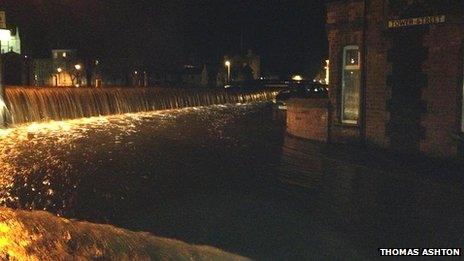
[341, 45, 361, 124]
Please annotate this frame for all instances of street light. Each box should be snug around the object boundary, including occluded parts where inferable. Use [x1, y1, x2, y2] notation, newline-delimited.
[55, 67, 63, 86]
[225, 61, 231, 84]
[74, 64, 82, 87]
[325, 60, 330, 84]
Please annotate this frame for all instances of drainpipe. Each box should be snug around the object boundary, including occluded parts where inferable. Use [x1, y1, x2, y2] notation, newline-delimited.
[360, 0, 369, 144]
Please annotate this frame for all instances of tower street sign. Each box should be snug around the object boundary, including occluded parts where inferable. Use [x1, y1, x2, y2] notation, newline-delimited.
[388, 15, 446, 29]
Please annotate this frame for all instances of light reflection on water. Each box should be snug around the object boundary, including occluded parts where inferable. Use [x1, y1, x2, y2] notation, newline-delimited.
[1, 102, 464, 259]
[0, 103, 272, 216]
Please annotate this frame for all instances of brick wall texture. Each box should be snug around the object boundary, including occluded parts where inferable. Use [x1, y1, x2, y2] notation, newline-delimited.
[326, 0, 464, 158]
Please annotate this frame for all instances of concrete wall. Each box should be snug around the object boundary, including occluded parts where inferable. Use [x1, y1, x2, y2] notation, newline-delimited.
[287, 98, 330, 142]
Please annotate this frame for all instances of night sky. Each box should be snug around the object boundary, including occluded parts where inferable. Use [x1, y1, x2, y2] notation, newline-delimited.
[2, 0, 327, 78]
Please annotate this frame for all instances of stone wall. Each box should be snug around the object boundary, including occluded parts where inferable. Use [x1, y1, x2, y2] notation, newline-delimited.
[287, 98, 330, 142]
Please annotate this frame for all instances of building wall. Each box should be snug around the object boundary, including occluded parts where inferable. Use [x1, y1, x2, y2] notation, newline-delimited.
[364, 0, 391, 148]
[326, 0, 364, 142]
[2, 52, 32, 85]
[326, 0, 464, 158]
[420, 11, 464, 157]
[33, 50, 88, 87]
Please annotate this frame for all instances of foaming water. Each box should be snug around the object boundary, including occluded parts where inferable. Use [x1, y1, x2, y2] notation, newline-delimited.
[1, 102, 464, 259]
[4, 87, 277, 125]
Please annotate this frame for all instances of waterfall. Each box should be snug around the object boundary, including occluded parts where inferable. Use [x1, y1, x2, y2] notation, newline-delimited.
[4, 87, 278, 125]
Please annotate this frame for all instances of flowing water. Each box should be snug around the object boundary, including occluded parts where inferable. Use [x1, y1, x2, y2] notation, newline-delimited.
[0, 89, 463, 259]
[4, 87, 277, 125]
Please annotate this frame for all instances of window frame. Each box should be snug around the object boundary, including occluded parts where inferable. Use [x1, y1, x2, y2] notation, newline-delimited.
[341, 45, 361, 125]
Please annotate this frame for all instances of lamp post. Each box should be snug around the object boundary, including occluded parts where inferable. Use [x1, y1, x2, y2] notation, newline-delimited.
[74, 64, 82, 87]
[55, 67, 62, 86]
[225, 60, 231, 84]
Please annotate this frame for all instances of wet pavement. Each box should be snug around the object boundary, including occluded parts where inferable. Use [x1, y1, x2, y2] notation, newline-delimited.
[0, 102, 463, 260]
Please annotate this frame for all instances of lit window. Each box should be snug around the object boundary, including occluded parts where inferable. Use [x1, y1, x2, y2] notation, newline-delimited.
[341, 45, 361, 124]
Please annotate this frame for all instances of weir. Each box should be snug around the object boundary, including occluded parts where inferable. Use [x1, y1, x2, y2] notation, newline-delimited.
[3, 87, 278, 125]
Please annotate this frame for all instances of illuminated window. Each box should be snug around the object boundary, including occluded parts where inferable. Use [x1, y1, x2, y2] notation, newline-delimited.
[341, 45, 361, 124]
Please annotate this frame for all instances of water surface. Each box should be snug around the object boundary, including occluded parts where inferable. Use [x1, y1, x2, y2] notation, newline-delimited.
[1, 103, 463, 260]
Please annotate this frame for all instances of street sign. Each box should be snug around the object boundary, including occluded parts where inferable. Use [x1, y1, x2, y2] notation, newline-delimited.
[0, 11, 5, 29]
[388, 15, 445, 29]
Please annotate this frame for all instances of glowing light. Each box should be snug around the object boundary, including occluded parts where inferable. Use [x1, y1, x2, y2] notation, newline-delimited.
[62, 52, 67, 58]
[0, 29, 11, 41]
[292, 75, 303, 81]
[225, 61, 231, 67]
[74, 64, 82, 70]
[56, 68, 62, 73]
[325, 60, 330, 84]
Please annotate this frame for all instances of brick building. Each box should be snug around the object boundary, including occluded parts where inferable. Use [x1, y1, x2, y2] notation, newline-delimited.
[326, 0, 464, 158]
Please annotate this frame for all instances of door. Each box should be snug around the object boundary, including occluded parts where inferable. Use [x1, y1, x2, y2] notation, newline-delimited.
[387, 26, 427, 154]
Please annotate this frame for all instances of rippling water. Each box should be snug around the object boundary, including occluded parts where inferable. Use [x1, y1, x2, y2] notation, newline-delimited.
[0, 103, 279, 215]
[1, 102, 463, 259]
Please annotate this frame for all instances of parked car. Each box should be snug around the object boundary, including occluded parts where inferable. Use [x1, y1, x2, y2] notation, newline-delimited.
[273, 83, 329, 110]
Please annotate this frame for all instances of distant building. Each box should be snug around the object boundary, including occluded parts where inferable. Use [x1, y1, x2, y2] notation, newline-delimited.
[1, 52, 32, 86]
[131, 69, 149, 87]
[33, 50, 132, 87]
[33, 49, 87, 87]
[224, 50, 261, 82]
[201, 63, 224, 88]
[313, 60, 330, 84]
[180, 65, 202, 87]
[0, 24, 29, 86]
[146, 50, 261, 88]
[0, 27, 21, 54]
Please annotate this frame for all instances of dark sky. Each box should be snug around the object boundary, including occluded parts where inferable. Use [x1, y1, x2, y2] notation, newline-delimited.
[2, 0, 327, 77]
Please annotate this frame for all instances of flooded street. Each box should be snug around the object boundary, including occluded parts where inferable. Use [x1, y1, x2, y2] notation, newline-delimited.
[1, 102, 463, 260]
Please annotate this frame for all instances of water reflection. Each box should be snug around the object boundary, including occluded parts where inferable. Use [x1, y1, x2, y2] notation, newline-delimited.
[1, 103, 463, 259]
[0, 103, 282, 219]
